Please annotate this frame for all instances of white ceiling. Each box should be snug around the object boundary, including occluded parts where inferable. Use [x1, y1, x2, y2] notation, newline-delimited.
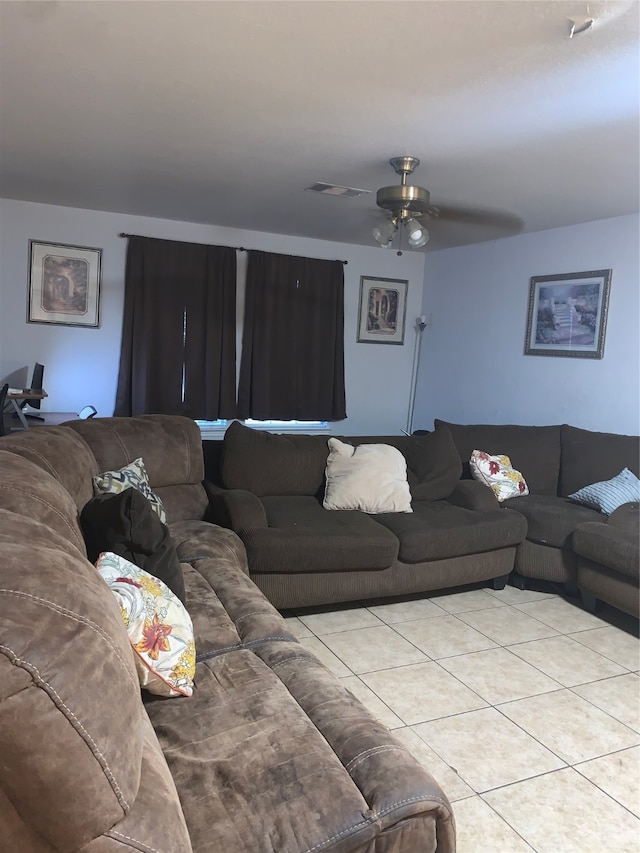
[1, 0, 638, 251]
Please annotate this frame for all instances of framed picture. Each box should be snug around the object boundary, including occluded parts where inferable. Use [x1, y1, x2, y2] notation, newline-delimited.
[27, 240, 102, 328]
[357, 276, 408, 344]
[524, 269, 612, 359]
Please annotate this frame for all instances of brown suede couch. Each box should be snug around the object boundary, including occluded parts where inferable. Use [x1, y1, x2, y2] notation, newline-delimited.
[434, 420, 640, 618]
[207, 421, 527, 609]
[0, 415, 455, 853]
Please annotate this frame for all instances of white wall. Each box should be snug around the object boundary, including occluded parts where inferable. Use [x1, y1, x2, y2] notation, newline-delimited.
[0, 198, 425, 435]
[414, 214, 640, 435]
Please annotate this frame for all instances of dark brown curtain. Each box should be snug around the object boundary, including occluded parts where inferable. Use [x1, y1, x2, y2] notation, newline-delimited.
[114, 236, 236, 419]
[237, 250, 346, 421]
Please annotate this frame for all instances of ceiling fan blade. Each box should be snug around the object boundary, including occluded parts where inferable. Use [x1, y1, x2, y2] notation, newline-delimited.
[424, 205, 524, 233]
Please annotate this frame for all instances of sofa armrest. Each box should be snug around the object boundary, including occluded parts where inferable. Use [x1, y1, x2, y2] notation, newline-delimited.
[446, 479, 500, 511]
[204, 481, 267, 532]
[606, 501, 640, 534]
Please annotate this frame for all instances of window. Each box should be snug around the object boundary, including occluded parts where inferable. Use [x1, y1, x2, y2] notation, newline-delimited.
[196, 418, 329, 439]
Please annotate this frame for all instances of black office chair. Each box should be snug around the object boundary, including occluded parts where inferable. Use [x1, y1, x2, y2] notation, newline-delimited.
[20, 362, 45, 422]
[0, 383, 9, 437]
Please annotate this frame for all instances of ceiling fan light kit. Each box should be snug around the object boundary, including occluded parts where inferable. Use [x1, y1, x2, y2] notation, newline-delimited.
[405, 217, 429, 248]
[373, 156, 433, 252]
[372, 220, 397, 247]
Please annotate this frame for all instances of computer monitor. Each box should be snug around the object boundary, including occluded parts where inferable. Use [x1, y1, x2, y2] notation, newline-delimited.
[21, 362, 44, 416]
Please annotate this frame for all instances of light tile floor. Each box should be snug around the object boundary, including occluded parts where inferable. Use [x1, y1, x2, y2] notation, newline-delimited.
[283, 584, 640, 853]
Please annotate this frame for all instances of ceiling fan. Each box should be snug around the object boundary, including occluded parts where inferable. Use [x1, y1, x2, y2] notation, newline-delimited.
[372, 156, 524, 251]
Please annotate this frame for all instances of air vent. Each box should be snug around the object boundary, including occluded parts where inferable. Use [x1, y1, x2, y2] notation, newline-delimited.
[305, 183, 371, 198]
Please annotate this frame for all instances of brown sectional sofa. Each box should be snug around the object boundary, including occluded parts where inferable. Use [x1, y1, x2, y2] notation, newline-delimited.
[434, 420, 640, 618]
[208, 421, 528, 609]
[0, 415, 455, 853]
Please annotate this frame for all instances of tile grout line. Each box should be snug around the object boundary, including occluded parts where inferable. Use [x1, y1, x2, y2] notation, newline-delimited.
[289, 590, 639, 824]
[571, 750, 640, 821]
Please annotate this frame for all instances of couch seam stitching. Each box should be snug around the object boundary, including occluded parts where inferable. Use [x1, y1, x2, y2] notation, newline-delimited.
[0, 644, 130, 811]
[0, 485, 85, 551]
[233, 609, 278, 622]
[108, 421, 131, 461]
[301, 793, 450, 853]
[345, 744, 403, 772]
[0, 443, 60, 480]
[0, 589, 139, 691]
[106, 829, 161, 852]
[196, 635, 294, 663]
[269, 654, 316, 670]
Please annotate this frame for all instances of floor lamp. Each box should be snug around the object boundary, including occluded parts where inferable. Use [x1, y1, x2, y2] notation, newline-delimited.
[405, 315, 428, 435]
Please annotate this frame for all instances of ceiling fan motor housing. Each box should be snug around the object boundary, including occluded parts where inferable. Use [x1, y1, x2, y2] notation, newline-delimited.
[376, 184, 431, 215]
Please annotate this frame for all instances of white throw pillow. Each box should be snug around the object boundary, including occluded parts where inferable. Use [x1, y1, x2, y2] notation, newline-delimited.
[323, 438, 412, 513]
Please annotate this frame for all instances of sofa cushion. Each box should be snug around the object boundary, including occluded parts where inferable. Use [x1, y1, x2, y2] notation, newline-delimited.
[93, 456, 168, 522]
[503, 493, 602, 548]
[0, 508, 86, 566]
[143, 541, 455, 851]
[470, 450, 529, 501]
[145, 640, 454, 853]
[0, 450, 87, 555]
[569, 468, 640, 515]
[222, 420, 329, 497]
[80, 489, 186, 602]
[573, 520, 640, 582]
[68, 415, 209, 522]
[435, 420, 561, 496]
[560, 425, 640, 497]
[177, 543, 295, 660]
[351, 431, 462, 501]
[323, 438, 413, 513]
[97, 552, 196, 697]
[242, 496, 399, 573]
[169, 519, 250, 576]
[374, 501, 527, 562]
[108, 712, 192, 851]
[0, 529, 145, 849]
[0, 425, 98, 509]
[607, 501, 640, 533]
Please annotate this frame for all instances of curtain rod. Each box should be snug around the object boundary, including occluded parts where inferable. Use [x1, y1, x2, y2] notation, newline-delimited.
[118, 233, 348, 264]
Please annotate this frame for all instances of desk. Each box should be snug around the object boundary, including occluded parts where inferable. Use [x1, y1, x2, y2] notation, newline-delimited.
[6, 389, 48, 428]
[22, 412, 79, 426]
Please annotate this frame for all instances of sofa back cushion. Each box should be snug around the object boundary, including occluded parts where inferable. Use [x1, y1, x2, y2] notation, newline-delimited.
[434, 420, 562, 496]
[222, 420, 330, 496]
[68, 414, 208, 521]
[560, 425, 640, 497]
[0, 425, 98, 509]
[0, 450, 87, 555]
[0, 517, 145, 849]
[350, 431, 462, 501]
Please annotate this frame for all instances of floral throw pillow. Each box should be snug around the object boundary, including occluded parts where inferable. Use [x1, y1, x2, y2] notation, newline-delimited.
[470, 450, 529, 502]
[97, 552, 195, 697]
[93, 457, 167, 524]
